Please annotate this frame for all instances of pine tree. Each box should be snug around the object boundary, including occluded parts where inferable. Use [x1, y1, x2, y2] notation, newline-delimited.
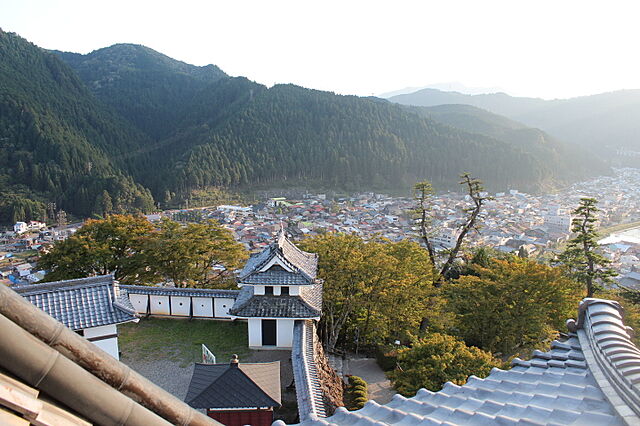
[557, 198, 617, 297]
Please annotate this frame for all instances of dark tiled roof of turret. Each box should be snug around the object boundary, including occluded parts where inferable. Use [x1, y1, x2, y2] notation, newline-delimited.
[276, 231, 318, 279]
[239, 231, 318, 285]
[283, 298, 640, 425]
[230, 292, 320, 318]
[13, 275, 136, 330]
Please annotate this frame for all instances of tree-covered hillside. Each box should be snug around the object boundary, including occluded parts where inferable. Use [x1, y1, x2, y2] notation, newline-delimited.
[389, 88, 640, 163]
[413, 104, 608, 184]
[145, 82, 595, 194]
[0, 30, 154, 223]
[0, 31, 610, 224]
[54, 44, 227, 140]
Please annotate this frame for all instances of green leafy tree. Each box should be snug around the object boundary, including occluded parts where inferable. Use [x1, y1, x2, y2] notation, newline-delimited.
[141, 219, 247, 287]
[39, 215, 247, 287]
[445, 258, 582, 354]
[387, 333, 501, 397]
[556, 198, 617, 297]
[300, 233, 437, 352]
[39, 214, 153, 282]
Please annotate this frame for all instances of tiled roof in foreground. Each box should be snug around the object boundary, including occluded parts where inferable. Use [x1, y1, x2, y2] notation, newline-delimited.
[13, 275, 136, 330]
[285, 298, 640, 425]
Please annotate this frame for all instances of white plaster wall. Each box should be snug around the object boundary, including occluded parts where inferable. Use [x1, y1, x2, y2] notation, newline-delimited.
[193, 297, 214, 317]
[214, 298, 235, 318]
[254, 286, 265, 295]
[248, 318, 262, 347]
[149, 295, 170, 315]
[129, 294, 149, 314]
[290, 286, 300, 296]
[91, 337, 120, 360]
[274, 286, 281, 296]
[83, 324, 119, 359]
[83, 324, 117, 339]
[170, 296, 191, 316]
[276, 319, 294, 348]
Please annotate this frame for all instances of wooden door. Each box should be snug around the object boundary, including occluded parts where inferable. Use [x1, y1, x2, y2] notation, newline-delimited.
[262, 319, 277, 346]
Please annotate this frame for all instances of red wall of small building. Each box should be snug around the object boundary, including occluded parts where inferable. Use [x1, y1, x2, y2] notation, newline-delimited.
[207, 409, 273, 426]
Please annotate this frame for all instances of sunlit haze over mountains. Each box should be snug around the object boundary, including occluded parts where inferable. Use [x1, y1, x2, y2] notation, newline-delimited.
[3, 0, 640, 99]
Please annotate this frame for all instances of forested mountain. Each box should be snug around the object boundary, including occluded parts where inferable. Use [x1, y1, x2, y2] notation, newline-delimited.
[389, 89, 547, 118]
[412, 104, 608, 186]
[389, 88, 640, 162]
[0, 30, 609, 225]
[54, 44, 227, 140]
[0, 30, 154, 224]
[139, 82, 603, 195]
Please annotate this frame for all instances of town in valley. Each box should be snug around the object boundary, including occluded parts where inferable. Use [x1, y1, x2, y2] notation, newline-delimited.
[4, 167, 640, 289]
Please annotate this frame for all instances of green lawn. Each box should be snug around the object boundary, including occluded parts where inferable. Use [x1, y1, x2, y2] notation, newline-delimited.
[119, 318, 250, 366]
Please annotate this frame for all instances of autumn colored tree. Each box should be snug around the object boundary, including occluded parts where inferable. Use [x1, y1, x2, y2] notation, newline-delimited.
[556, 198, 617, 297]
[387, 333, 501, 397]
[40, 215, 247, 287]
[300, 233, 437, 352]
[445, 258, 582, 355]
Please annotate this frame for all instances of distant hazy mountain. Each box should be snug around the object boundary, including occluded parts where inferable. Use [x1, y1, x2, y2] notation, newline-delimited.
[0, 30, 610, 224]
[379, 82, 505, 98]
[410, 104, 607, 185]
[389, 88, 640, 161]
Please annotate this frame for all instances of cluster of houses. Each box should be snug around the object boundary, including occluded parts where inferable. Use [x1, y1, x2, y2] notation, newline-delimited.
[0, 221, 78, 286]
[155, 169, 640, 266]
[600, 229, 640, 289]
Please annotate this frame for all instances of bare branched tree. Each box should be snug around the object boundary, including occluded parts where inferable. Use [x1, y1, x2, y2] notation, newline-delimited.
[414, 173, 490, 286]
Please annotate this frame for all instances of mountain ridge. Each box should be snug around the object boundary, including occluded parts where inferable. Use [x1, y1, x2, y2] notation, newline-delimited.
[0, 30, 610, 224]
[389, 88, 640, 160]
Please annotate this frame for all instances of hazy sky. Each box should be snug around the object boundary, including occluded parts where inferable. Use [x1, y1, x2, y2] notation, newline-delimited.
[2, 0, 640, 99]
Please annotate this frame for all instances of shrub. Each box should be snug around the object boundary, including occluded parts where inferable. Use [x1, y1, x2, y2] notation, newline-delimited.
[376, 346, 400, 371]
[352, 385, 367, 394]
[348, 376, 366, 387]
[387, 332, 502, 397]
[345, 375, 369, 410]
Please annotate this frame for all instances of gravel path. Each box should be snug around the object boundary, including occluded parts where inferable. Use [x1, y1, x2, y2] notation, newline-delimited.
[121, 354, 195, 400]
[344, 358, 395, 404]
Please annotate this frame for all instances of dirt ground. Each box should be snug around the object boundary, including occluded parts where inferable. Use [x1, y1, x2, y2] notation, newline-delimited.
[343, 357, 395, 404]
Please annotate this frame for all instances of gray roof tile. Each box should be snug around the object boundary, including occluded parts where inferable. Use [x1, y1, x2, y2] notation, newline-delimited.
[120, 285, 239, 299]
[231, 233, 323, 318]
[291, 321, 327, 421]
[13, 275, 135, 330]
[185, 361, 280, 409]
[239, 231, 318, 285]
[229, 294, 320, 318]
[287, 298, 640, 425]
[241, 269, 312, 286]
